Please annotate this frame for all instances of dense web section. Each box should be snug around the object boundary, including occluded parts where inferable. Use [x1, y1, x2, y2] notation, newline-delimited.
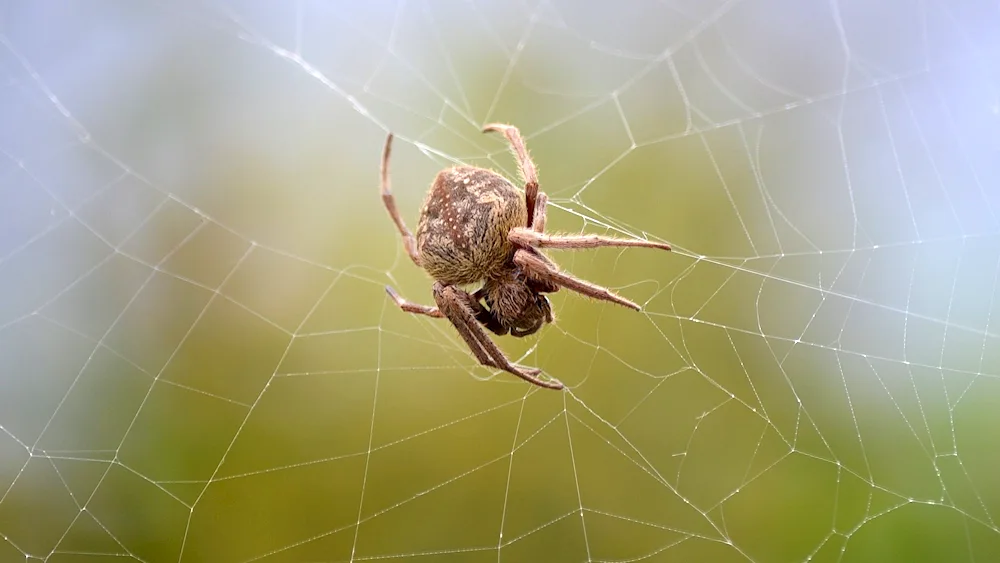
[2, 0, 1000, 561]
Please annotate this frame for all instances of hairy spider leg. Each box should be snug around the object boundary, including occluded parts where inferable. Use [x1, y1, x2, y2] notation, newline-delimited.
[433, 283, 564, 390]
[482, 124, 539, 230]
[385, 286, 443, 318]
[513, 249, 641, 311]
[380, 133, 421, 266]
[509, 227, 671, 251]
[387, 285, 510, 335]
[388, 283, 562, 389]
[532, 192, 547, 233]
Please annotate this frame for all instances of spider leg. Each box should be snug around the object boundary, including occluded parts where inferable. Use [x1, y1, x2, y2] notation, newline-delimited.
[510, 226, 671, 251]
[387, 285, 505, 335]
[482, 123, 539, 229]
[385, 285, 505, 340]
[380, 133, 421, 266]
[532, 192, 548, 233]
[434, 283, 563, 390]
[513, 249, 641, 311]
[462, 287, 507, 335]
[385, 286, 443, 318]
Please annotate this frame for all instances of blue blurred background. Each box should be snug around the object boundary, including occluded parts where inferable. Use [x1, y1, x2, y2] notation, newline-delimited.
[1, 1, 999, 561]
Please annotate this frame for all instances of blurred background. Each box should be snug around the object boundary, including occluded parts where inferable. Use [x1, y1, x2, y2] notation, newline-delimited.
[1, 1, 999, 561]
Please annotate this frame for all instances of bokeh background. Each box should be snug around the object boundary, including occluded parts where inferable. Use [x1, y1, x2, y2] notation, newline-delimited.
[2, 1, 999, 562]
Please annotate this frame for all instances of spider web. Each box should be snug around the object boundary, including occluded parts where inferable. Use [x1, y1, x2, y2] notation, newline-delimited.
[2, 0, 999, 561]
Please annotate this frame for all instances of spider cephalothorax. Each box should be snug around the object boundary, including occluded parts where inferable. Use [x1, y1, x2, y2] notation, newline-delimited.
[380, 124, 671, 389]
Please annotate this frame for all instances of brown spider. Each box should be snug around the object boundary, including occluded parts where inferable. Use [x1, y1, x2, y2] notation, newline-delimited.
[380, 124, 670, 389]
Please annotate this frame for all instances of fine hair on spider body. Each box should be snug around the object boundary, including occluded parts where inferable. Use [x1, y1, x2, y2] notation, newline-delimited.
[379, 124, 671, 389]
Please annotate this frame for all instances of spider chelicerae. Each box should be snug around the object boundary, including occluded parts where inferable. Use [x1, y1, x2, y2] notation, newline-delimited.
[380, 124, 671, 389]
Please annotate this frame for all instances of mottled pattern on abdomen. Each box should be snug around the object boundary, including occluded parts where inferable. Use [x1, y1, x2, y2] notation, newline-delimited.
[416, 166, 527, 286]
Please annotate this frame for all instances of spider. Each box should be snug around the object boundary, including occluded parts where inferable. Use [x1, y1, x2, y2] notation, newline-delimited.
[380, 124, 670, 389]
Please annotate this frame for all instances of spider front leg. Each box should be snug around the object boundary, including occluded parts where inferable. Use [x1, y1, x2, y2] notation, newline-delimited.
[509, 226, 671, 251]
[532, 192, 548, 233]
[433, 282, 563, 390]
[513, 249, 641, 311]
[483, 123, 539, 229]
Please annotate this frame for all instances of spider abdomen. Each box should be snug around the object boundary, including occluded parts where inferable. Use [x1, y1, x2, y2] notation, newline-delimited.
[416, 166, 527, 285]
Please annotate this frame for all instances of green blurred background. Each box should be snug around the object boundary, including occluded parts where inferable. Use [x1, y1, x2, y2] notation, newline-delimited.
[1, 1, 999, 562]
